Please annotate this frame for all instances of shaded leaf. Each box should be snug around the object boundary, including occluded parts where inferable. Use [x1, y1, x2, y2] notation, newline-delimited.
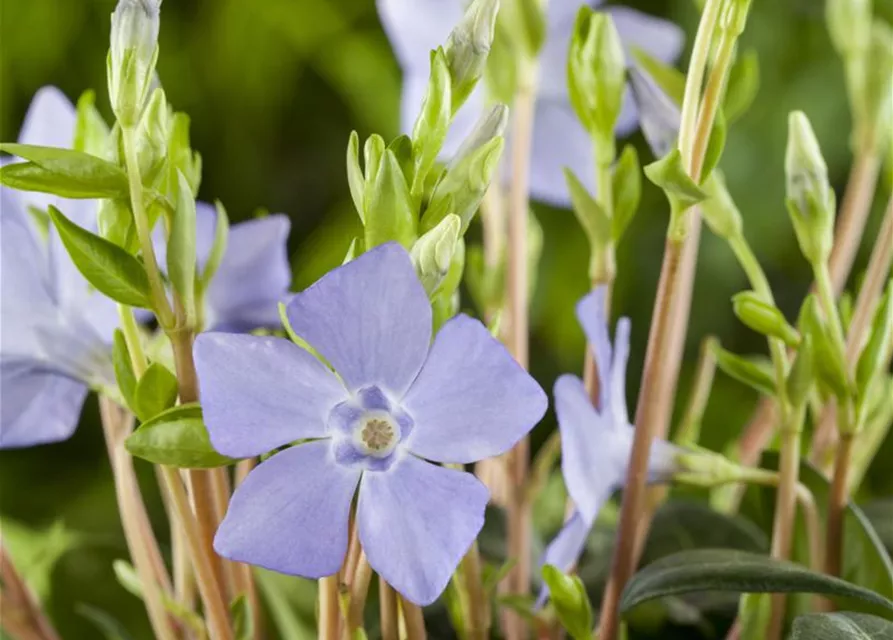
[125, 403, 237, 468]
[792, 611, 893, 639]
[132, 363, 179, 423]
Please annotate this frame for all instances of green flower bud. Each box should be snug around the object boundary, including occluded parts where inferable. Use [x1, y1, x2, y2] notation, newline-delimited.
[444, 0, 499, 113]
[865, 22, 893, 147]
[422, 105, 507, 233]
[786, 334, 815, 411]
[108, 0, 161, 127]
[701, 171, 743, 240]
[411, 48, 451, 195]
[826, 0, 871, 57]
[410, 214, 462, 296]
[798, 294, 849, 402]
[732, 291, 801, 347]
[567, 8, 625, 156]
[785, 111, 835, 266]
[136, 87, 168, 187]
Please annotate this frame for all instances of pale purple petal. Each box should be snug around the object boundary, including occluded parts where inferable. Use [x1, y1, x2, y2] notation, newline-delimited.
[17, 86, 76, 150]
[575, 288, 612, 413]
[537, 1, 581, 101]
[536, 511, 594, 606]
[608, 317, 631, 427]
[205, 214, 291, 332]
[358, 455, 488, 605]
[0, 360, 88, 449]
[194, 333, 348, 458]
[0, 191, 55, 358]
[376, 0, 460, 74]
[215, 440, 360, 577]
[527, 100, 595, 207]
[286, 243, 431, 397]
[401, 73, 487, 160]
[402, 314, 547, 463]
[606, 6, 685, 65]
[554, 375, 620, 523]
[628, 64, 681, 158]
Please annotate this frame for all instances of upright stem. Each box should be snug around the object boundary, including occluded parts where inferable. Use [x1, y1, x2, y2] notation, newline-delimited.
[347, 552, 373, 635]
[597, 2, 726, 636]
[161, 466, 233, 640]
[812, 196, 893, 465]
[0, 544, 61, 640]
[98, 397, 176, 640]
[825, 433, 855, 580]
[674, 336, 719, 447]
[399, 597, 427, 640]
[379, 577, 399, 640]
[502, 60, 538, 636]
[318, 576, 340, 640]
[460, 544, 488, 640]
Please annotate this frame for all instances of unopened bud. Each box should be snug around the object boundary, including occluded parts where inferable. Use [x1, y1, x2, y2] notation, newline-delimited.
[733, 291, 800, 347]
[136, 87, 168, 186]
[785, 111, 834, 266]
[567, 9, 625, 156]
[108, 0, 161, 126]
[411, 214, 462, 296]
[826, 0, 871, 57]
[444, 0, 499, 113]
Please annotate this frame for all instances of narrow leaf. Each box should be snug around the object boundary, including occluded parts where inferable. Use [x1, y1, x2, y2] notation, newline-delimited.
[48, 205, 151, 307]
[792, 611, 893, 639]
[346, 131, 365, 221]
[611, 144, 642, 242]
[712, 344, 777, 396]
[0, 143, 127, 198]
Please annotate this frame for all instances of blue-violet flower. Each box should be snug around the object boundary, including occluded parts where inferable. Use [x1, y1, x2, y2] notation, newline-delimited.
[194, 242, 548, 605]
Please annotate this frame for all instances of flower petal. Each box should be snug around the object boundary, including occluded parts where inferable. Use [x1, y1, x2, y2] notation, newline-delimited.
[402, 314, 546, 463]
[285, 243, 431, 397]
[358, 456, 488, 605]
[536, 511, 593, 606]
[608, 317, 631, 427]
[554, 375, 620, 523]
[0, 359, 87, 449]
[376, 0, 460, 74]
[205, 214, 291, 332]
[526, 100, 594, 208]
[193, 333, 347, 458]
[215, 440, 360, 577]
[575, 288, 613, 413]
[18, 86, 76, 150]
[606, 6, 685, 65]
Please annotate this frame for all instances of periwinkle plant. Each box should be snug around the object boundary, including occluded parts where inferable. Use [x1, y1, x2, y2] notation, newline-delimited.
[1, 0, 893, 640]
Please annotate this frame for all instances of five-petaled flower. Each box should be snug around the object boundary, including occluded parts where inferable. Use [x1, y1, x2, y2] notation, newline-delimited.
[194, 242, 548, 605]
[1, 87, 118, 448]
[376, 0, 684, 206]
[538, 287, 678, 602]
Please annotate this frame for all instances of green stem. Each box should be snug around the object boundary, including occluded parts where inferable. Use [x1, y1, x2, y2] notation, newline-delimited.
[674, 336, 719, 448]
[118, 304, 148, 375]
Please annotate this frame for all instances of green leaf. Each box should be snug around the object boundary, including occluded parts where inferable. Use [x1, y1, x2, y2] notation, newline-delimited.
[47, 205, 151, 307]
[168, 171, 197, 323]
[619, 549, 893, 620]
[723, 50, 760, 123]
[644, 148, 708, 210]
[112, 330, 137, 410]
[364, 149, 417, 249]
[231, 594, 255, 640]
[792, 612, 893, 639]
[630, 47, 685, 105]
[201, 200, 230, 287]
[346, 131, 365, 221]
[0, 143, 128, 198]
[712, 344, 777, 396]
[700, 110, 727, 182]
[742, 453, 893, 608]
[411, 48, 451, 193]
[611, 145, 642, 242]
[564, 168, 611, 248]
[133, 362, 179, 422]
[542, 565, 593, 640]
[125, 403, 237, 468]
[73, 90, 110, 156]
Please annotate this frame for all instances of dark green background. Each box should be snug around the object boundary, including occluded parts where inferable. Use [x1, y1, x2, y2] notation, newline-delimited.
[1, 0, 891, 637]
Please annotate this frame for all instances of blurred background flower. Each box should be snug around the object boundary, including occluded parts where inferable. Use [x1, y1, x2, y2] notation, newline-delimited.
[1, 0, 891, 637]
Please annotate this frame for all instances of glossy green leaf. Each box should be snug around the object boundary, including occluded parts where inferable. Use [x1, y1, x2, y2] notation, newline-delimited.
[168, 171, 197, 322]
[620, 549, 893, 619]
[125, 403, 237, 468]
[611, 144, 642, 242]
[48, 205, 151, 307]
[542, 565, 592, 640]
[133, 362, 179, 422]
[792, 611, 893, 639]
[112, 330, 137, 410]
[712, 343, 777, 396]
[0, 143, 127, 198]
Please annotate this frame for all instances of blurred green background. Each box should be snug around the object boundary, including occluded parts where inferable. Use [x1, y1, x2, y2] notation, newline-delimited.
[1, 0, 891, 638]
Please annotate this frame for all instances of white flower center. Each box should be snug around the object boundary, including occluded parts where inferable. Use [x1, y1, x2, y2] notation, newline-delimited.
[354, 411, 399, 457]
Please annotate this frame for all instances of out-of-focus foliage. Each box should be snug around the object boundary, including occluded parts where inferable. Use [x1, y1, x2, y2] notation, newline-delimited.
[1, 0, 891, 638]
